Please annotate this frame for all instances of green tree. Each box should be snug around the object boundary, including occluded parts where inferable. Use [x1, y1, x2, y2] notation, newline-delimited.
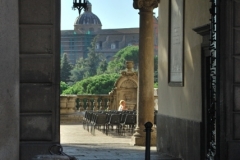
[69, 57, 86, 83]
[97, 59, 108, 75]
[84, 36, 102, 77]
[70, 36, 103, 82]
[61, 53, 72, 82]
[62, 73, 120, 95]
[60, 81, 70, 94]
[107, 46, 139, 73]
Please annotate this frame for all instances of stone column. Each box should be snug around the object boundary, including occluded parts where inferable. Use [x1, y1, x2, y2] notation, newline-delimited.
[132, 0, 159, 146]
[0, 0, 19, 159]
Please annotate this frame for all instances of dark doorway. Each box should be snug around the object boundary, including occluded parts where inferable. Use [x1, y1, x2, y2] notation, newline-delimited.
[202, 48, 211, 159]
[193, 24, 210, 159]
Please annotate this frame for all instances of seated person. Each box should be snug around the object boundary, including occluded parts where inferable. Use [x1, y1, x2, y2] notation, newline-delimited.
[118, 100, 128, 111]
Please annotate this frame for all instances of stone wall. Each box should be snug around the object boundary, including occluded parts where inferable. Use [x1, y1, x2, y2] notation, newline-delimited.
[0, 0, 19, 159]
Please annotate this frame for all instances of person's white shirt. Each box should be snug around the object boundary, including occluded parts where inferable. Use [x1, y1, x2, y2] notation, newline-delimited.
[118, 105, 123, 111]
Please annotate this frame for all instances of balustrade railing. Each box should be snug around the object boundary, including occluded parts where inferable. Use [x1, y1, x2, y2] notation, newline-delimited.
[60, 90, 158, 114]
[77, 94, 111, 111]
[60, 94, 112, 114]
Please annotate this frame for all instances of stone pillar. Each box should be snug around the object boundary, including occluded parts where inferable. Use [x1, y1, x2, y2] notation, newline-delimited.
[0, 0, 19, 159]
[132, 0, 159, 146]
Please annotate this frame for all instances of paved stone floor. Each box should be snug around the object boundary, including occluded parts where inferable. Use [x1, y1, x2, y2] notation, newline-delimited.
[60, 124, 180, 160]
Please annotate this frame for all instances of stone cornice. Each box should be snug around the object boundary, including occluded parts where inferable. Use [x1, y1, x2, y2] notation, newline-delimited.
[133, 0, 160, 10]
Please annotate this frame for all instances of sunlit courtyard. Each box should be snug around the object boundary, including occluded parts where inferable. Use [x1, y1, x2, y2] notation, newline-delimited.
[60, 123, 179, 160]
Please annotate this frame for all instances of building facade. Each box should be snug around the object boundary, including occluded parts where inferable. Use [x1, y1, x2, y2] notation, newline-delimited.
[61, 1, 158, 64]
[157, 0, 240, 159]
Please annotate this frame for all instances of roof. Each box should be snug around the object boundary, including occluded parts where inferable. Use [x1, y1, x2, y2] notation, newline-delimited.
[96, 28, 139, 35]
[61, 28, 139, 35]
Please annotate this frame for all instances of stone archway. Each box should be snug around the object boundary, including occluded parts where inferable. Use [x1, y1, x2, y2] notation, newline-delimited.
[0, 0, 158, 158]
[0, 0, 236, 159]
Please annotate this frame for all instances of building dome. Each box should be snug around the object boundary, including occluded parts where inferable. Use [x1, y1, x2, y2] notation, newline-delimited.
[74, 0, 102, 33]
[74, 12, 102, 25]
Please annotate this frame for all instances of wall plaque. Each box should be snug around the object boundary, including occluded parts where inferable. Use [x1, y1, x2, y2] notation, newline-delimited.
[168, 0, 184, 86]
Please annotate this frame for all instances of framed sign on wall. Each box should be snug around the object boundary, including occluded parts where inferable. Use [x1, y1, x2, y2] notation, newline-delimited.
[168, 0, 184, 86]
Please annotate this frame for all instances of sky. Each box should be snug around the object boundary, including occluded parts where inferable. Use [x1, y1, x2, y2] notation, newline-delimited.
[61, 0, 159, 30]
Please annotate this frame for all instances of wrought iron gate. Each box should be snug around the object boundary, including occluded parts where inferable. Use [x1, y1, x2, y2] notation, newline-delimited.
[206, 0, 219, 159]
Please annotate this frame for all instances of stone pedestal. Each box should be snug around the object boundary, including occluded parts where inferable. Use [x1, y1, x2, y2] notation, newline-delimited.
[131, 129, 157, 146]
[132, 0, 159, 146]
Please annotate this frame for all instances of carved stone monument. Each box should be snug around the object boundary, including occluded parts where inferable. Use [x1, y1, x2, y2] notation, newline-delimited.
[109, 61, 138, 110]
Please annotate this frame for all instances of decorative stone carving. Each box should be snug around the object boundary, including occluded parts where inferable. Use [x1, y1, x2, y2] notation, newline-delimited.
[109, 61, 138, 110]
[133, 0, 160, 10]
[120, 79, 137, 89]
[120, 61, 138, 78]
[126, 61, 134, 71]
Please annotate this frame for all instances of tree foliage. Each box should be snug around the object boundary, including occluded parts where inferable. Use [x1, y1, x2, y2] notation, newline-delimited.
[62, 73, 119, 95]
[61, 53, 73, 82]
[106, 45, 158, 83]
[69, 36, 106, 83]
[107, 46, 139, 73]
[84, 36, 103, 77]
[60, 81, 69, 94]
[97, 59, 108, 75]
[69, 57, 85, 83]
[61, 43, 159, 95]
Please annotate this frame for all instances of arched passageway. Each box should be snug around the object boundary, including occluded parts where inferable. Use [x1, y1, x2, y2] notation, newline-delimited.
[2, 0, 240, 159]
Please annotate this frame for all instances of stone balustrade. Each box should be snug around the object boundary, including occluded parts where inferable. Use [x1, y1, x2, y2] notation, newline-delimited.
[76, 94, 111, 111]
[60, 90, 158, 113]
[60, 89, 158, 124]
[60, 95, 77, 114]
[60, 94, 111, 124]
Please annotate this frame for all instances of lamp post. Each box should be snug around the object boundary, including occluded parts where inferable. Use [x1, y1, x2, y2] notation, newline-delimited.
[72, 0, 88, 15]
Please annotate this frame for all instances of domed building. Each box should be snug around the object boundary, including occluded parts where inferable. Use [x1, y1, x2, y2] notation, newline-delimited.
[61, 0, 158, 65]
[74, 1, 102, 34]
